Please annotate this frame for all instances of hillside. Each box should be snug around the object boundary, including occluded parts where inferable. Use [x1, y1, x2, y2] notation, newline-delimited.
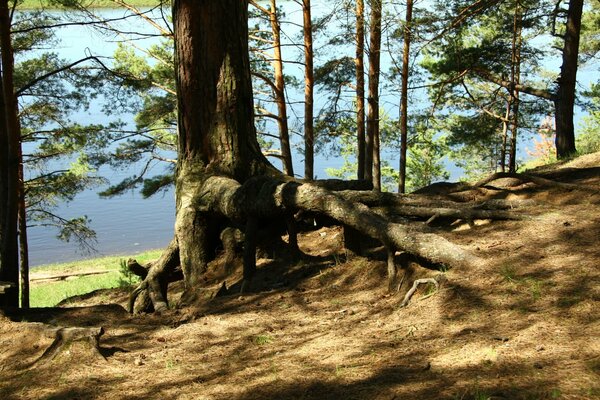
[1, 153, 599, 400]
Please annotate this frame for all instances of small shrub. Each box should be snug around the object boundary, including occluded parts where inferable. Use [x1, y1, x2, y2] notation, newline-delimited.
[118, 259, 140, 287]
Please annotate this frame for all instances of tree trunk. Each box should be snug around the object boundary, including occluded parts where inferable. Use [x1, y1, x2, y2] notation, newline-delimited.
[172, 0, 274, 295]
[554, 0, 582, 159]
[303, 0, 315, 180]
[508, 1, 522, 173]
[367, 0, 382, 190]
[0, 0, 21, 309]
[398, 0, 413, 194]
[500, 99, 510, 172]
[269, 0, 294, 177]
[355, 0, 366, 180]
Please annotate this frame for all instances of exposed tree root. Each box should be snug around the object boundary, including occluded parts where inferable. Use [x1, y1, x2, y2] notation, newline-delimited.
[132, 174, 501, 313]
[35, 327, 106, 365]
[475, 172, 600, 193]
[128, 238, 180, 314]
[399, 275, 446, 308]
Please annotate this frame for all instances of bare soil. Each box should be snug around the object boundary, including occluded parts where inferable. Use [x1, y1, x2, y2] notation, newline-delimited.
[1, 154, 599, 400]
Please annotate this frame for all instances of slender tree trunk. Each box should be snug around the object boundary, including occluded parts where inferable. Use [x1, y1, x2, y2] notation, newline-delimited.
[500, 98, 510, 172]
[554, 0, 582, 159]
[0, 0, 21, 308]
[303, 0, 315, 180]
[508, 0, 522, 173]
[355, 0, 366, 180]
[366, 0, 382, 190]
[398, 0, 413, 193]
[269, 0, 294, 176]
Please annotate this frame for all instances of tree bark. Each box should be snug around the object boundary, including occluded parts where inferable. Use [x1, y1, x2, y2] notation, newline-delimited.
[172, 0, 279, 297]
[303, 0, 315, 180]
[269, 0, 294, 177]
[355, 0, 366, 180]
[398, 0, 413, 193]
[367, 0, 382, 190]
[0, 0, 21, 309]
[508, 0, 522, 173]
[554, 0, 582, 159]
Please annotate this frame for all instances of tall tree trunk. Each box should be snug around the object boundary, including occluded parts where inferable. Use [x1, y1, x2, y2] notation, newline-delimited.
[0, 0, 21, 309]
[355, 0, 366, 180]
[366, 0, 382, 190]
[303, 0, 315, 180]
[269, 0, 294, 176]
[172, 0, 272, 299]
[508, 0, 522, 173]
[554, 0, 582, 159]
[500, 98, 510, 172]
[398, 0, 413, 194]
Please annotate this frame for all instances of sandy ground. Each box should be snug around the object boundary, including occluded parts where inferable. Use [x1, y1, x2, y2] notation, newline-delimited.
[1, 153, 599, 400]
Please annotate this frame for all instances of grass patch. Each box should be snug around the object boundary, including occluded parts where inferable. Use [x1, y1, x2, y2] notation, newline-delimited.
[498, 265, 544, 300]
[254, 335, 273, 346]
[16, 0, 162, 10]
[29, 249, 162, 307]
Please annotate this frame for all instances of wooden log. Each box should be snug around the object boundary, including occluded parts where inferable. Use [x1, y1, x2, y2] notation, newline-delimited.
[30, 270, 117, 283]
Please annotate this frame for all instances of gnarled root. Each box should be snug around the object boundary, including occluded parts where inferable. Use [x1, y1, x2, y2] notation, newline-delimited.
[128, 238, 180, 314]
[399, 274, 447, 308]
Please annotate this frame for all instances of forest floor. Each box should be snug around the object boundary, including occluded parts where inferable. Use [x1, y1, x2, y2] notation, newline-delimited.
[1, 153, 599, 400]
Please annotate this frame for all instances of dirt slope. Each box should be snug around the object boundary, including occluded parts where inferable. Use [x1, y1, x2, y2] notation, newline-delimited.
[1, 154, 599, 400]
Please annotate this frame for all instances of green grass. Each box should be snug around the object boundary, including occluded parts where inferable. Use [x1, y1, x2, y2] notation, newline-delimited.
[253, 334, 273, 346]
[29, 249, 162, 307]
[16, 0, 162, 10]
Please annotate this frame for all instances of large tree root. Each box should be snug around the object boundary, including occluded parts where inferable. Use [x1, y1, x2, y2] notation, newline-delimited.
[138, 174, 498, 313]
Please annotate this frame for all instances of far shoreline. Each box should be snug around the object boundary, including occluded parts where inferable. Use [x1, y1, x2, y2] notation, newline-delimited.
[16, 0, 162, 10]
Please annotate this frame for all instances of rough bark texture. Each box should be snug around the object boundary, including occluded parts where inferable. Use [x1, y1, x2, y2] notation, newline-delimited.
[355, 0, 366, 180]
[554, 0, 582, 159]
[172, 0, 274, 295]
[366, 0, 382, 189]
[398, 0, 413, 193]
[0, 0, 20, 309]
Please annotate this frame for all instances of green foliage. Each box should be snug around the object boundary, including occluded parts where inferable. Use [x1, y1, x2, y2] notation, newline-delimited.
[578, 83, 600, 154]
[118, 259, 140, 286]
[10, 10, 124, 249]
[326, 113, 449, 192]
[254, 335, 273, 346]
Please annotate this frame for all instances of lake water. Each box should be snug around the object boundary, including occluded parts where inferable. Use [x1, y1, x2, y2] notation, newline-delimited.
[21, 4, 596, 266]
